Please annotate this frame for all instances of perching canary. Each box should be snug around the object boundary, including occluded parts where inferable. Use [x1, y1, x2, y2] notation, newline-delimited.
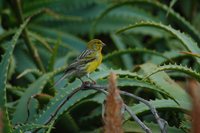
[52, 39, 106, 87]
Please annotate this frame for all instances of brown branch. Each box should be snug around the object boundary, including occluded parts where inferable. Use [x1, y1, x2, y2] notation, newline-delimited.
[32, 86, 83, 133]
[44, 87, 82, 125]
[82, 83, 167, 133]
[31, 81, 167, 133]
[123, 104, 151, 133]
[9, 0, 46, 72]
[86, 85, 151, 133]
[120, 91, 168, 133]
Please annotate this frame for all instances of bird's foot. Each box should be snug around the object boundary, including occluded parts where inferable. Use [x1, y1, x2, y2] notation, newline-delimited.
[82, 81, 96, 88]
[83, 81, 91, 85]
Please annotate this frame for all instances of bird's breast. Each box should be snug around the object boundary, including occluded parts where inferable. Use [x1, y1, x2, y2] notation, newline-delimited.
[86, 52, 102, 73]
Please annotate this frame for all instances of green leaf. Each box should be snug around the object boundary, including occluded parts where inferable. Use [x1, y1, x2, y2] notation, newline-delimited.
[0, 18, 30, 133]
[47, 39, 60, 72]
[145, 64, 200, 81]
[30, 80, 93, 132]
[166, 0, 177, 17]
[138, 63, 190, 107]
[90, 0, 200, 44]
[45, 121, 55, 133]
[103, 48, 171, 62]
[19, 69, 141, 132]
[110, 34, 134, 69]
[54, 112, 79, 133]
[14, 44, 38, 82]
[29, 31, 53, 53]
[13, 123, 50, 133]
[98, 77, 174, 100]
[12, 73, 53, 124]
[123, 120, 184, 133]
[116, 21, 200, 65]
[0, 29, 16, 43]
[29, 25, 86, 52]
[17, 68, 42, 79]
[131, 99, 190, 117]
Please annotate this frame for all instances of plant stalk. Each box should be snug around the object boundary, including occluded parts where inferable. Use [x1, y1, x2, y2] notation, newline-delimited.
[10, 0, 46, 72]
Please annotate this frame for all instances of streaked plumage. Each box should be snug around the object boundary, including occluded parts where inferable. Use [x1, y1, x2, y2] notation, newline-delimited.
[52, 39, 105, 87]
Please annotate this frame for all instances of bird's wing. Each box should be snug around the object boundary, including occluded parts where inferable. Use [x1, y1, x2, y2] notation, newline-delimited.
[50, 49, 96, 89]
[65, 56, 96, 73]
[64, 49, 96, 72]
[76, 49, 95, 60]
[51, 57, 96, 89]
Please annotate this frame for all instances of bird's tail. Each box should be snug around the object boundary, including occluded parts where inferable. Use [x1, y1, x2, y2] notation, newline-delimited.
[50, 72, 70, 89]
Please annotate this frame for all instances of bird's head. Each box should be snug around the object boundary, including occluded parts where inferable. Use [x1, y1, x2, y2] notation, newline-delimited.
[87, 39, 106, 51]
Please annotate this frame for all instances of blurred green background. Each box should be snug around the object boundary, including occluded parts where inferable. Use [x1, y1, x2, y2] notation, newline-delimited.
[0, 0, 200, 133]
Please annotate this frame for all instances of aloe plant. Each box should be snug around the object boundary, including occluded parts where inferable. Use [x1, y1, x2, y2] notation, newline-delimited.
[0, 0, 199, 132]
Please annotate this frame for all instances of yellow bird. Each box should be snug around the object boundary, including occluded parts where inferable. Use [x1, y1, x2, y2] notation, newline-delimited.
[52, 39, 106, 87]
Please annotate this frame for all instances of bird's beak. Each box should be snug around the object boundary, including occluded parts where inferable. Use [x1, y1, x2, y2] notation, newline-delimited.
[102, 43, 106, 47]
